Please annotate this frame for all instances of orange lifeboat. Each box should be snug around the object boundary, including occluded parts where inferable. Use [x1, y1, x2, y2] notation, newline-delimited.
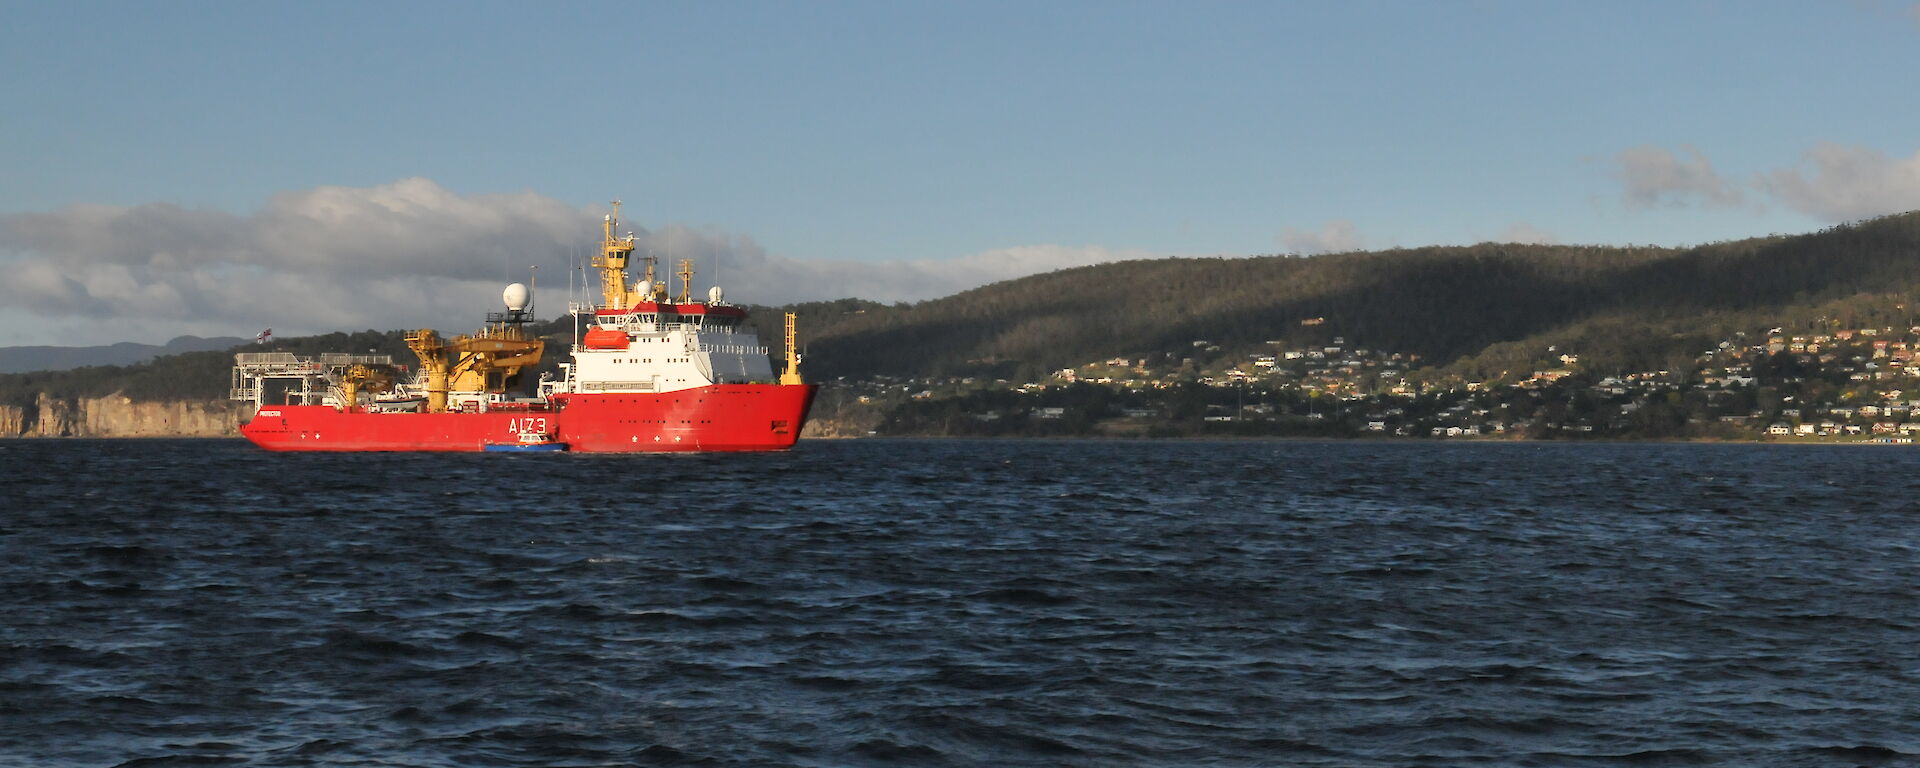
[583, 327, 629, 350]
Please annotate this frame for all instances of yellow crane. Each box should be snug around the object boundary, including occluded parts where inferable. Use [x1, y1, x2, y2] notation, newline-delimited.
[405, 323, 544, 413]
[334, 363, 393, 410]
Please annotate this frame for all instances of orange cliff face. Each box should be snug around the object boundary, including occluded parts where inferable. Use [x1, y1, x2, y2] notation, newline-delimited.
[0, 393, 246, 438]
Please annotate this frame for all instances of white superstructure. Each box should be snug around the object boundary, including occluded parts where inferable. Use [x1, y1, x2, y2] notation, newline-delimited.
[554, 299, 774, 396]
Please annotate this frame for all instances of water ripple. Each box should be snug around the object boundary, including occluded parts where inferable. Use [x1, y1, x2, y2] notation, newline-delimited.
[3, 439, 1919, 765]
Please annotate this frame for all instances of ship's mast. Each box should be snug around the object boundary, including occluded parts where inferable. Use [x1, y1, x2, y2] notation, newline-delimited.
[641, 253, 660, 302]
[675, 259, 695, 304]
[781, 312, 804, 385]
[592, 201, 638, 309]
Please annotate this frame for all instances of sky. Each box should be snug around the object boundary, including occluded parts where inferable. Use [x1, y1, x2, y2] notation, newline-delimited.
[4, 0, 1920, 346]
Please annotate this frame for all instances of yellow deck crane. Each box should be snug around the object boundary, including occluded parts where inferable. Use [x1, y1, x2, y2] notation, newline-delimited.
[334, 363, 393, 410]
[405, 321, 545, 414]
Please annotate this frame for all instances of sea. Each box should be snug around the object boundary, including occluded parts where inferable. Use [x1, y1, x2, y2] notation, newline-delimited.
[3, 438, 1918, 767]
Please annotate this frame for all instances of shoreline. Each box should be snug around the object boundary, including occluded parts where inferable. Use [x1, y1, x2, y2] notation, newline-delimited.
[6, 434, 1912, 447]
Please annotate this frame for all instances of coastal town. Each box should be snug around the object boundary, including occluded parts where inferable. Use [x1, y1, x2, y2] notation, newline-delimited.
[821, 322, 1920, 441]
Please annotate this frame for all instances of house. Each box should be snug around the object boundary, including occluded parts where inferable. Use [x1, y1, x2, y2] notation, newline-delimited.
[1768, 423, 1793, 435]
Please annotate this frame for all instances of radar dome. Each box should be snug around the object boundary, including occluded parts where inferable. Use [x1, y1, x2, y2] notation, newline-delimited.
[503, 283, 530, 311]
[634, 280, 652, 298]
[707, 286, 724, 304]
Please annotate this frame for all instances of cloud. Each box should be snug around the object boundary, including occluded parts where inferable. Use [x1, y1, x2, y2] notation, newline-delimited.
[610, 225, 1153, 303]
[0, 178, 1155, 343]
[1611, 142, 1920, 224]
[1756, 143, 1920, 222]
[1615, 145, 1743, 209]
[1279, 219, 1364, 255]
[1497, 223, 1559, 245]
[712, 239, 1155, 304]
[0, 179, 586, 339]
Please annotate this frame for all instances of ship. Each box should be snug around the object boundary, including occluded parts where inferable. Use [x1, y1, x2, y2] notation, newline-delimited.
[231, 202, 816, 452]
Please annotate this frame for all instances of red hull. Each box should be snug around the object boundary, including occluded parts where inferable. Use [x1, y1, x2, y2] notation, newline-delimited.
[240, 384, 816, 452]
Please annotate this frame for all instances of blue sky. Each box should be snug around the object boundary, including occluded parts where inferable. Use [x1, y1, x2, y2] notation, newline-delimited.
[4, 1, 1920, 345]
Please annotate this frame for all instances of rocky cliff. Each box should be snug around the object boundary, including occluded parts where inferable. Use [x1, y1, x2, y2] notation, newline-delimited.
[797, 390, 883, 439]
[0, 393, 244, 438]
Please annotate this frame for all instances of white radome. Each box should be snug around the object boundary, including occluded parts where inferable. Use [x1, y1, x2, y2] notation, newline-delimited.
[503, 282, 530, 311]
[708, 286, 724, 304]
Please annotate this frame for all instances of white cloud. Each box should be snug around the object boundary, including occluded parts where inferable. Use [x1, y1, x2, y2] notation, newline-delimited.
[712, 240, 1155, 304]
[0, 178, 1156, 344]
[1498, 223, 1559, 245]
[1611, 142, 1920, 224]
[1757, 142, 1920, 222]
[1615, 145, 1743, 209]
[1279, 219, 1364, 255]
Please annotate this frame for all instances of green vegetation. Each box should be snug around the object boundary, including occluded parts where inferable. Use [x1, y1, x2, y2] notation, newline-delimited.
[0, 320, 575, 410]
[788, 212, 1920, 384]
[13, 211, 1920, 442]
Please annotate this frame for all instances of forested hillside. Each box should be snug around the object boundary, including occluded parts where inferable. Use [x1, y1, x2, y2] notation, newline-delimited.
[0, 336, 249, 374]
[8, 212, 1920, 409]
[785, 212, 1920, 382]
[0, 321, 570, 410]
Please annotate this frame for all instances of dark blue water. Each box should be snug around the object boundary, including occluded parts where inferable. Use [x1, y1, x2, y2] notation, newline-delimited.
[4, 439, 1919, 766]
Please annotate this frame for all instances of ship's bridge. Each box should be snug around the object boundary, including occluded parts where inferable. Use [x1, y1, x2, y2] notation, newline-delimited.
[593, 302, 749, 329]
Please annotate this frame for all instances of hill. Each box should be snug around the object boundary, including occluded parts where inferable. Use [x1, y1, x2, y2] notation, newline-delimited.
[9, 212, 1920, 419]
[785, 212, 1920, 384]
[0, 336, 250, 374]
